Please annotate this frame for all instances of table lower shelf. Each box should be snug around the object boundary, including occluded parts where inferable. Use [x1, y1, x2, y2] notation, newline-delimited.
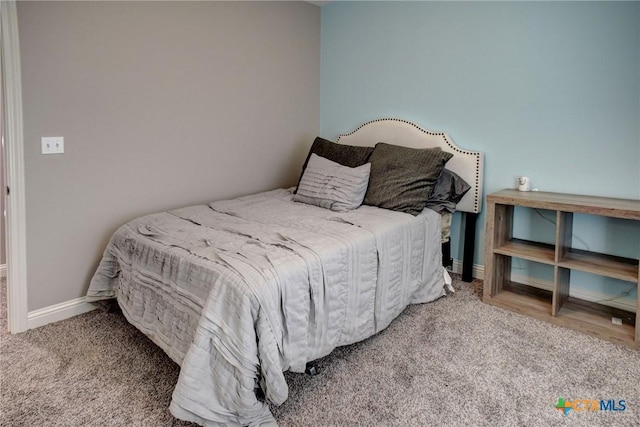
[484, 282, 637, 349]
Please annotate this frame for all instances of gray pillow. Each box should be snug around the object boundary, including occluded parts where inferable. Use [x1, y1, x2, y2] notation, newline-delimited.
[364, 143, 453, 215]
[294, 154, 371, 211]
[295, 137, 374, 193]
[426, 168, 471, 214]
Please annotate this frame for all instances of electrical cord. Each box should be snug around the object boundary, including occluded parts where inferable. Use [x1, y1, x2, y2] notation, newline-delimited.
[590, 283, 637, 304]
[592, 283, 638, 323]
[533, 209, 591, 251]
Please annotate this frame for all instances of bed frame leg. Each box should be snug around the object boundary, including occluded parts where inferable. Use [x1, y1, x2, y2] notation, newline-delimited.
[442, 241, 452, 269]
[305, 362, 319, 376]
[462, 212, 477, 283]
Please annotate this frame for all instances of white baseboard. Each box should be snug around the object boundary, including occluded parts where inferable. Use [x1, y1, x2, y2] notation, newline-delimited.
[450, 259, 636, 313]
[27, 297, 97, 330]
[0, 264, 6, 278]
[450, 259, 484, 281]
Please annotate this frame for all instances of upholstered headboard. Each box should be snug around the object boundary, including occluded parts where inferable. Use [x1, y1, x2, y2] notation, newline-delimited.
[336, 118, 484, 214]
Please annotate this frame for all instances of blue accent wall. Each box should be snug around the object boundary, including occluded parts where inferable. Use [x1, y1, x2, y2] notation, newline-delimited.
[320, 1, 639, 302]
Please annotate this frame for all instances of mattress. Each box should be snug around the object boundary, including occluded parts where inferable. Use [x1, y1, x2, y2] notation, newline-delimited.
[87, 188, 449, 426]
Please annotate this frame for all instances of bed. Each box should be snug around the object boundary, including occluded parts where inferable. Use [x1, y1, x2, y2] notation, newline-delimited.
[86, 118, 483, 426]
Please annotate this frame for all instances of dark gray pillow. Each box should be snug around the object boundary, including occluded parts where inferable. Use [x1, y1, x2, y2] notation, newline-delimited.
[295, 137, 374, 193]
[425, 168, 471, 214]
[364, 143, 453, 215]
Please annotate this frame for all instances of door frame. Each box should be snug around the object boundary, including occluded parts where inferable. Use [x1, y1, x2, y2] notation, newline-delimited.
[1, 0, 28, 333]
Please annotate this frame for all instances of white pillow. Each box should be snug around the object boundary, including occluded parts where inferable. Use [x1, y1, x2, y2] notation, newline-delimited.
[293, 153, 371, 211]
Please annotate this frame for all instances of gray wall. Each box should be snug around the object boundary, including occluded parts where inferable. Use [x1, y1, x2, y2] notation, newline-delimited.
[18, 1, 320, 311]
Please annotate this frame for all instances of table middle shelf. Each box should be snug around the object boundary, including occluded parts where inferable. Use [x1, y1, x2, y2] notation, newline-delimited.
[493, 238, 639, 283]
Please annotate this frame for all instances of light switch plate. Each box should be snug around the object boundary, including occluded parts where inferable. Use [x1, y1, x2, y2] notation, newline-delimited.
[42, 137, 64, 154]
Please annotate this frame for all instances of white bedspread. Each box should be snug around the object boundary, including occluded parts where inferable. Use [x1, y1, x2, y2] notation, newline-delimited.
[86, 189, 447, 426]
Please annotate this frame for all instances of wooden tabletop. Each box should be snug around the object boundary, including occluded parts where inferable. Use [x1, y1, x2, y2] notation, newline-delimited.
[487, 189, 640, 220]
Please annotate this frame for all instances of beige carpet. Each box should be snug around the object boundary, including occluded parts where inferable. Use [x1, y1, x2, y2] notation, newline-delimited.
[1, 275, 638, 426]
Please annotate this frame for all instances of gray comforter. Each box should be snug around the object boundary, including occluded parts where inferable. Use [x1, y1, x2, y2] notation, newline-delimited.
[87, 189, 448, 426]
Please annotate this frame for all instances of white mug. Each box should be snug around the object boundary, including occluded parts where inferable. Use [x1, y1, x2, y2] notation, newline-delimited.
[518, 177, 531, 192]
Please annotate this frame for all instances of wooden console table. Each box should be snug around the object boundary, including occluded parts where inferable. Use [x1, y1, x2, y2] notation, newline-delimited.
[483, 189, 640, 349]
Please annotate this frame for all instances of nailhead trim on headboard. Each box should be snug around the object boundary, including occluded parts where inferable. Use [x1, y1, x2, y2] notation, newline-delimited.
[337, 118, 482, 214]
